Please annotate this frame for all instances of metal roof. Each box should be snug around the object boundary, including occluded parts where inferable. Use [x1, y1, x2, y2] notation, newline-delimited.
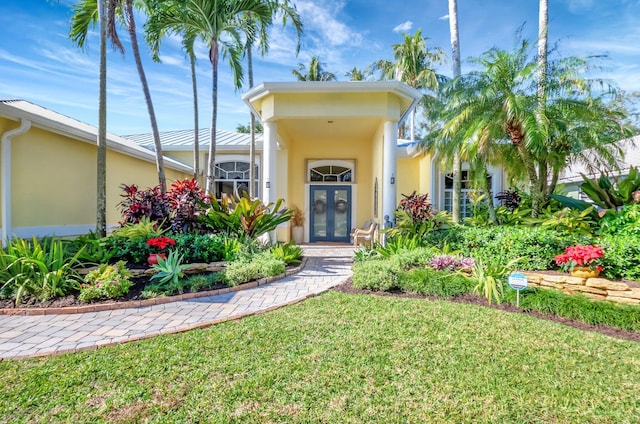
[559, 134, 640, 182]
[0, 99, 192, 172]
[126, 128, 264, 151]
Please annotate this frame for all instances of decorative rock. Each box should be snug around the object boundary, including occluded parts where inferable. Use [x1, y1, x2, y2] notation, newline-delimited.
[521, 272, 542, 284]
[183, 263, 209, 275]
[581, 293, 608, 301]
[538, 280, 566, 290]
[605, 288, 640, 300]
[564, 285, 607, 296]
[606, 296, 640, 305]
[585, 278, 630, 291]
[542, 274, 585, 285]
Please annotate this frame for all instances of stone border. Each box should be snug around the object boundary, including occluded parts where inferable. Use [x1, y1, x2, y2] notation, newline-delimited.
[522, 271, 640, 305]
[0, 258, 307, 316]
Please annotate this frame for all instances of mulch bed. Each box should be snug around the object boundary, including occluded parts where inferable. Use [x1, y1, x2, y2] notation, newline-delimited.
[332, 279, 640, 344]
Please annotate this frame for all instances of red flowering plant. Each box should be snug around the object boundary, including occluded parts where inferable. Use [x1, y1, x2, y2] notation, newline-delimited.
[146, 236, 176, 253]
[554, 245, 604, 273]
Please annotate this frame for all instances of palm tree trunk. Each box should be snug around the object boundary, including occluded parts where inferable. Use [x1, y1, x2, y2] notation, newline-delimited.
[206, 39, 219, 195]
[190, 51, 200, 181]
[537, 0, 548, 114]
[248, 45, 256, 198]
[96, 0, 107, 237]
[449, 0, 462, 224]
[481, 162, 498, 225]
[125, 0, 166, 195]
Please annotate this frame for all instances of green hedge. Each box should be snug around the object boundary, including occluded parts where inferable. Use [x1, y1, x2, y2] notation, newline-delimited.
[398, 268, 475, 297]
[223, 252, 286, 286]
[599, 233, 640, 281]
[423, 226, 592, 271]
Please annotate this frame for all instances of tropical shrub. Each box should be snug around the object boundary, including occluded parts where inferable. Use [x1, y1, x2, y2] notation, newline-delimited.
[352, 259, 401, 291]
[429, 254, 475, 272]
[389, 247, 434, 269]
[223, 252, 286, 286]
[388, 192, 451, 238]
[171, 233, 226, 263]
[398, 268, 475, 297]
[375, 233, 422, 257]
[495, 189, 522, 211]
[79, 261, 132, 303]
[111, 217, 164, 240]
[149, 250, 185, 287]
[102, 236, 149, 264]
[200, 193, 293, 239]
[64, 232, 115, 265]
[269, 242, 303, 265]
[0, 237, 84, 304]
[424, 226, 591, 271]
[599, 203, 640, 236]
[598, 233, 640, 281]
[118, 184, 169, 226]
[166, 178, 209, 233]
[554, 245, 604, 273]
[580, 166, 640, 211]
[534, 206, 598, 235]
[471, 258, 520, 304]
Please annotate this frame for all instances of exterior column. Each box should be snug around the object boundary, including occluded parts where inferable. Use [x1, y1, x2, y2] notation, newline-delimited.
[262, 121, 277, 205]
[383, 120, 398, 226]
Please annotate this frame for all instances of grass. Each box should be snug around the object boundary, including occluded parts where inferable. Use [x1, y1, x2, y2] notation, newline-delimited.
[2, 291, 640, 423]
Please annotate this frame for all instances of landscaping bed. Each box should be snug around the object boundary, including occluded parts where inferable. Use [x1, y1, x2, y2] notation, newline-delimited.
[333, 279, 640, 344]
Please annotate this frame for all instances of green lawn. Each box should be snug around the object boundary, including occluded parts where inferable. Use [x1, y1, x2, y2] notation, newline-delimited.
[2, 292, 639, 423]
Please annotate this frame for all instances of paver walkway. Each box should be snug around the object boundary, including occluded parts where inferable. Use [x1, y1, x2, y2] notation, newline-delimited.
[0, 245, 353, 360]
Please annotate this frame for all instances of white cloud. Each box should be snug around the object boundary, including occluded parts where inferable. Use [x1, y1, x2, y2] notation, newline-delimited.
[563, 0, 595, 13]
[439, 14, 450, 21]
[393, 21, 413, 33]
[295, 0, 362, 47]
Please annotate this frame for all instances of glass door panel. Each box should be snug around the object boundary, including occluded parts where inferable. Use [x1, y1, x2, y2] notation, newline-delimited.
[310, 185, 351, 242]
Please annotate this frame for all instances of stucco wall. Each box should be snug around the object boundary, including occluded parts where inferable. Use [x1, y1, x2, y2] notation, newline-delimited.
[2, 120, 190, 238]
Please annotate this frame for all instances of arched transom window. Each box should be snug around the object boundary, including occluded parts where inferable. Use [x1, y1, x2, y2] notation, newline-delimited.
[307, 160, 355, 183]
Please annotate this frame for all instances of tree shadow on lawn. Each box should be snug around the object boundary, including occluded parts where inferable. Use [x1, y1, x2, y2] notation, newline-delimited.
[332, 279, 640, 344]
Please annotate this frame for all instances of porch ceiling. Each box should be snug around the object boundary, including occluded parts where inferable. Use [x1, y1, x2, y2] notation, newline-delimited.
[276, 117, 381, 145]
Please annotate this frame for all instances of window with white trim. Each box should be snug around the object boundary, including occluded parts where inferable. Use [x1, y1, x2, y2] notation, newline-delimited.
[214, 161, 259, 198]
[307, 160, 355, 183]
[444, 171, 492, 218]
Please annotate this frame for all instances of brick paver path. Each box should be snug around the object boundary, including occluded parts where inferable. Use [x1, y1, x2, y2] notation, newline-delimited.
[0, 245, 353, 360]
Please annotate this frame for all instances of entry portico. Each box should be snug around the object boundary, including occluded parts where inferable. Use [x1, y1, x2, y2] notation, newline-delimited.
[243, 81, 421, 243]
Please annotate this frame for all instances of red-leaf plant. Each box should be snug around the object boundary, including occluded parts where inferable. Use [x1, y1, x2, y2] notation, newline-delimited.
[554, 245, 604, 273]
[146, 236, 176, 253]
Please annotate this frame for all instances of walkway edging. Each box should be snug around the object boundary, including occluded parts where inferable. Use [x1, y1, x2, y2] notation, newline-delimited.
[0, 258, 307, 316]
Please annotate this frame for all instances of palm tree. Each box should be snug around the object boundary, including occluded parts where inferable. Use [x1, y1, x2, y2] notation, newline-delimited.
[345, 67, 367, 81]
[291, 55, 336, 81]
[146, 4, 201, 181]
[371, 30, 445, 141]
[96, 0, 108, 237]
[448, 0, 463, 224]
[441, 37, 631, 217]
[149, 0, 272, 195]
[243, 0, 303, 198]
[71, 0, 168, 195]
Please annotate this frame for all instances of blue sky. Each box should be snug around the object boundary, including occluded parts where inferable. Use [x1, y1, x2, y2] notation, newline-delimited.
[1, 0, 639, 135]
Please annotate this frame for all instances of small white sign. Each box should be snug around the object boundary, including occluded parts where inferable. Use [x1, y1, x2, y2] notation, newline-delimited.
[508, 272, 528, 291]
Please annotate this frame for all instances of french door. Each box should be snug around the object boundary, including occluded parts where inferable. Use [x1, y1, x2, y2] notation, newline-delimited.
[309, 185, 352, 243]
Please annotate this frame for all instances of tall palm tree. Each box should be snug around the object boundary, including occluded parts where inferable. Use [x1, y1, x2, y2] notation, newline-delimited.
[243, 0, 303, 198]
[371, 29, 445, 141]
[97, 0, 108, 236]
[71, 0, 168, 195]
[146, 4, 201, 181]
[448, 0, 462, 223]
[441, 37, 630, 217]
[149, 0, 272, 195]
[291, 55, 336, 81]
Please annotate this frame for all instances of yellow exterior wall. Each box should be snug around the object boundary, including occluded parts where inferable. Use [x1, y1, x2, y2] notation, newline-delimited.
[262, 92, 402, 121]
[397, 157, 420, 203]
[4, 121, 190, 234]
[284, 132, 376, 232]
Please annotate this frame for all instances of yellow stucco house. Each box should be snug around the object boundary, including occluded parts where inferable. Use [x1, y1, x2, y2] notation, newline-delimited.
[132, 81, 506, 243]
[0, 99, 191, 245]
[3, 81, 506, 245]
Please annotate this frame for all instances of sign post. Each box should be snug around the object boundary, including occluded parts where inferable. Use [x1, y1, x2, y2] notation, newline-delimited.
[508, 272, 528, 307]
